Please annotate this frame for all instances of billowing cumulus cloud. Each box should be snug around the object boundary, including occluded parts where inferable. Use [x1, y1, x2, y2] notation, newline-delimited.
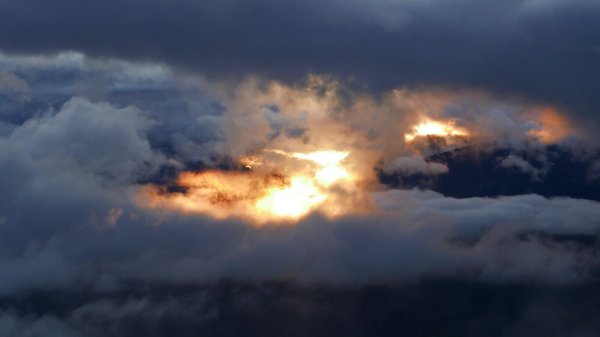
[11, 97, 163, 182]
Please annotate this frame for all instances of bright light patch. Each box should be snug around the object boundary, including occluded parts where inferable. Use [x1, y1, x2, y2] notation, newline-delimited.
[139, 149, 357, 224]
[315, 164, 350, 186]
[284, 150, 351, 186]
[255, 176, 326, 218]
[405, 119, 469, 142]
[288, 150, 349, 166]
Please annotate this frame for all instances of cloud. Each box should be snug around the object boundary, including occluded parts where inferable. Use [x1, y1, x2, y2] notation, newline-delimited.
[9, 281, 600, 336]
[1, 3, 599, 335]
[1, 0, 599, 135]
[0, 51, 597, 298]
[0, 52, 585, 163]
[0, 310, 80, 337]
[0, 71, 30, 102]
[4, 280, 600, 337]
[0, 70, 32, 125]
[0, 52, 225, 166]
[382, 155, 448, 175]
[1, 185, 599, 297]
[10, 97, 164, 182]
[498, 154, 547, 180]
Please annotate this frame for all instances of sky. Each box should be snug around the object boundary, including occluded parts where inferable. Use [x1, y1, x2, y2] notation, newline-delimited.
[1, 0, 600, 336]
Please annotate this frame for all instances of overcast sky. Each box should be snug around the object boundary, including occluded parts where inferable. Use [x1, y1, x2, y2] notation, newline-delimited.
[1, 1, 600, 336]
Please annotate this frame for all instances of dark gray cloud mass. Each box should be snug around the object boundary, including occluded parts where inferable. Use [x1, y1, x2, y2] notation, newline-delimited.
[1, 0, 600, 128]
[3, 282, 600, 337]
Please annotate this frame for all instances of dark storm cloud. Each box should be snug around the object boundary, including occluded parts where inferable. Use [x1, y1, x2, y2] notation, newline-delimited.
[4, 282, 600, 337]
[2, 0, 600, 130]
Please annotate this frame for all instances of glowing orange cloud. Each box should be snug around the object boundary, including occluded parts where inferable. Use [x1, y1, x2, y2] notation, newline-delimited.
[138, 149, 365, 224]
[527, 108, 573, 144]
[266, 150, 351, 186]
[404, 119, 469, 142]
[136, 79, 582, 226]
[255, 176, 326, 218]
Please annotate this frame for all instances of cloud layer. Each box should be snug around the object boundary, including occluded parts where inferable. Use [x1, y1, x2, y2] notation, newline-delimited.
[0, 53, 598, 294]
[0, 12, 600, 332]
[2, 0, 600, 135]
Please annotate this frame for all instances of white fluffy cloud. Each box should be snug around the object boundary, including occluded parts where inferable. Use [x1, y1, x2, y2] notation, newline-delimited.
[10, 97, 164, 182]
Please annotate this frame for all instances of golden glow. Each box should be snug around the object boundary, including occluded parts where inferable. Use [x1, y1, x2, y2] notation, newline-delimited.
[239, 155, 262, 169]
[138, 149, 359, 224]
[315, 164, 350, 186]
[135, 78, 579, 226]
[255, 176, 326, 218]
[405, 119, 469, 142]
[288, 150, 349, 166]
[268, 150, 351, 186]
[527, 108, 572, 144]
